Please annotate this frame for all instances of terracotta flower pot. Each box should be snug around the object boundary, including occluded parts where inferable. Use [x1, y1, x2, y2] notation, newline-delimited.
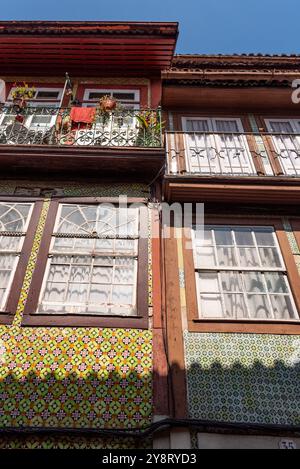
[13, 97, 27, 109]
[99, 97, 117, 112]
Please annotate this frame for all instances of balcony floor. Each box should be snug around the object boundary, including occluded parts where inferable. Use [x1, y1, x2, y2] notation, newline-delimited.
[0, 144, 165, 180]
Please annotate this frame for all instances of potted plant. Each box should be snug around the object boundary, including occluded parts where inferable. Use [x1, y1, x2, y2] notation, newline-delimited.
[135, 109, 163, 146]
[11, 82, 36, 109]
[98, 94, 117, 112]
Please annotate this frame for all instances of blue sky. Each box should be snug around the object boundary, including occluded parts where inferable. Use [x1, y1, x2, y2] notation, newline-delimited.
[1, 0, 298, 54]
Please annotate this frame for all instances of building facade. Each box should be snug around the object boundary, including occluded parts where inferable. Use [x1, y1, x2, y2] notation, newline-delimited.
[0, 21, 300, 449]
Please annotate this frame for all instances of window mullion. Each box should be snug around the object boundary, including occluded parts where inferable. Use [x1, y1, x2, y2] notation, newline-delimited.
[261, 272, 275, 319]
[240, 271, 251, 319]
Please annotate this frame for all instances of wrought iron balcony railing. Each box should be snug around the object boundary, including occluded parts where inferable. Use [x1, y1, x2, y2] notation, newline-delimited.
[0, 106, 163, 148]
[166, 130, 300, 177]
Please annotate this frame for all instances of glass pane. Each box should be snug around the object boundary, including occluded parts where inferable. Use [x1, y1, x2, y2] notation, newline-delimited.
[69, 266, 90, 283]
[0, 203, 31, 232]
[53, 237, 74, 251]
[223, 294, 247, 319]
[199, 294, 223, 318]
[217, 246, 237, 267]
[214, 227, 233, 245]
[74, 238, 94, 252]
[112, 285, 134, 305]
[186, 119, 209, 132]
[247, 294, 272, 319]
[0, 266, 13, 288]
[215, 120, 239, 133]
[114, 266, 134, 284]
[47, 264, 69, 283]
[0, 289, 6, 306]
[0, 235, 21, 251]
[93, 256, 114, 266]
[43, 282, 65, 302]
[265, 272, 289, 293]
[238, 247, 260, 268]
[243, 272, 266, 293]
[115, 239, 136, 253]
[195, 246, 216, 268]
[57, 204, 139, 239]
[220, 271, 243, 291]
[259, 247, 282, 268]
[198, 272, 219, 293]
[89, 285, 110, 304]
[193, 228, 213, 249]
[255, 229, 276, 246]
[66, 283, 88, 303]
[92, 266, 113, 283]
[270, 295, 297, 319]
[95, 239, 114, 251]
[234, 228, 254, 246]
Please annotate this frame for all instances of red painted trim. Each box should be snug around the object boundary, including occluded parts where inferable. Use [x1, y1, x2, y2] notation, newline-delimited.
[150, 78, 162, 108]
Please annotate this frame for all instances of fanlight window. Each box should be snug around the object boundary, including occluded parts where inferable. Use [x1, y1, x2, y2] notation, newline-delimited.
[0, 202, 33, 309]
[38, 204, 140, 316]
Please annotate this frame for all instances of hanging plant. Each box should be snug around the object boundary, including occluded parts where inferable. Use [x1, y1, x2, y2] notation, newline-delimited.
[11, 82, 36, 110]
[11, 82, 36, 101]
[98, 95, 117, 112]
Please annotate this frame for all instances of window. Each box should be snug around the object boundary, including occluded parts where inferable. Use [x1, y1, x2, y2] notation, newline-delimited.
[22, 200, 148, 327]
[75, 89, 141, 147]
[182, 117, 255, 175]
[7, 87, 63, 106]
[265, 119, 300, 175]
[1, 87, 63, 133]
[82, 89, 140, 109]
[0, 202, 33, 311]
[192, 225, 298, 321]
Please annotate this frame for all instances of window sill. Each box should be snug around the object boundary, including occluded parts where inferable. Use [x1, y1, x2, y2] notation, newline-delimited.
[21, 313, 148, 329]
[189, 318, 300, 335]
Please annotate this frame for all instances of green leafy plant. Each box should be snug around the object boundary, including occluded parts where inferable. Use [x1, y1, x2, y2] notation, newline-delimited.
[135, 109, 163, 147]
[11, 82, 36, 100]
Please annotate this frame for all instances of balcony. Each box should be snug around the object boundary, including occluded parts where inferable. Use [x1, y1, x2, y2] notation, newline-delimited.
[166, 130, 300, 177]
[0, 106, 163, 148]
[0, 106, 164, 179]
[165, 130, 300, 204]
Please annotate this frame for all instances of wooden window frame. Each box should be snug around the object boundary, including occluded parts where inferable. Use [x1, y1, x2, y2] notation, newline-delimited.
[22, 198, 149, 328]
[183, 215, 300, 334]
[0, 197, 44, 325]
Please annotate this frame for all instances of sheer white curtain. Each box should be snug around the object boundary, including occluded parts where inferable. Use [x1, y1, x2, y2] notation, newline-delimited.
[183, 118, 254, 175]
[39, 204, 139, 316]
[266, 120, 300, 175]
[193, 225, 297, 320]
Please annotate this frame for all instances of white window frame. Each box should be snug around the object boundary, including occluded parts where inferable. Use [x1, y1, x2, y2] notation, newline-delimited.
[182, 117, 256, 175]
[192, 224, 298, 321]
[2, 88, 62, 131]
[76, 89, 140, 146]
[0, 202, 34, 311]
[7, 87, 63, 105]
[37, 203, 139, 316]
[82, 88, 140, 106]
[265, 118, 300, 175]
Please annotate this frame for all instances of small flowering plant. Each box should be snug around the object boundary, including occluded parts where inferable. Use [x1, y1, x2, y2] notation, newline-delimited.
[135, 109, 163, 146]
[11, 82, 36, 101]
